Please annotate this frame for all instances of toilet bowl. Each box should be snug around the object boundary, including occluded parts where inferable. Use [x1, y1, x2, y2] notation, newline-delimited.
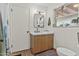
[57, 47, 76, 56]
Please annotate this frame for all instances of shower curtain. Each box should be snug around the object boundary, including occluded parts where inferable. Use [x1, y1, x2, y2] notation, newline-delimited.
[0, 12, 4, 56]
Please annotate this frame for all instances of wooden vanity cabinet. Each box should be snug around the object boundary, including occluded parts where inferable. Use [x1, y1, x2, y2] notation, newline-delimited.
[30, 34, 54, 54]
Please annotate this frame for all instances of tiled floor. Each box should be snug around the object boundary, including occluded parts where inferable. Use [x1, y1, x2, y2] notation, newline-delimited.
[11, 49, 58, 56]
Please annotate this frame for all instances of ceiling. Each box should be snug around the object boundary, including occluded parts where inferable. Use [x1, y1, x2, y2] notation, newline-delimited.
[12, 3, 64, 8]
[55, 3, 79, 18]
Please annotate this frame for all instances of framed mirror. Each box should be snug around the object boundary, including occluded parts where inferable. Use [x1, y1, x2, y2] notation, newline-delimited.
[54, 3, 79, 27]
[33, 10, 46, 28]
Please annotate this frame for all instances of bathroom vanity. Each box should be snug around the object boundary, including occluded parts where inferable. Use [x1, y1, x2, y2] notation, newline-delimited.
[30, 32, 54, 54]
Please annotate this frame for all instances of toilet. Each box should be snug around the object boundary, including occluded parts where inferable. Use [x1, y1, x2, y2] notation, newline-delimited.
[57, 47, 76, 56]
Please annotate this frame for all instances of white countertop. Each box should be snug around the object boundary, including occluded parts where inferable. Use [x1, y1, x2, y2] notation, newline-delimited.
[30, 31, 54, 35]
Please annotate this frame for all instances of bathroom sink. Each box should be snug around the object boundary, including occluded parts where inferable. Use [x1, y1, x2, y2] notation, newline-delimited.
[30, 30, 53, 35]
[34, 30, 49, 33]
[44, 30, 49, 32]
[34, 31, 40, 33]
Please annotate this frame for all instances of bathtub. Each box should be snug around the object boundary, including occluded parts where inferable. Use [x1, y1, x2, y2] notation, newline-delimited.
[57, 47, 76, 56]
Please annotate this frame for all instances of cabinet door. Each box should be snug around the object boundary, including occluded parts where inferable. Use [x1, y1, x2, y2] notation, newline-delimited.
[40, 35, 45, 52]
[10, 5, 30, 52]
[41, 35, 53, 51]
[31, 35, 41, 54]
[46, 35, 53, 49]
[41, 35, 47, 51]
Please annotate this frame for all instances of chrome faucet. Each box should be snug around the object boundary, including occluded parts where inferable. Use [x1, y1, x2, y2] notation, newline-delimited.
[35, 27, 40, 32]
[34, 26, 40, 33]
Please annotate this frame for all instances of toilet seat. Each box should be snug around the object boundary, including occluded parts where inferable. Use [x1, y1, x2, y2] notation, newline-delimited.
[57, 47, 76, 56]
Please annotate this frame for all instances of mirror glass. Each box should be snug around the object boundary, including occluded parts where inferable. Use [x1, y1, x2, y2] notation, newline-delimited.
[33, 10, 46, 28]
[54, 3, 79, 27]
